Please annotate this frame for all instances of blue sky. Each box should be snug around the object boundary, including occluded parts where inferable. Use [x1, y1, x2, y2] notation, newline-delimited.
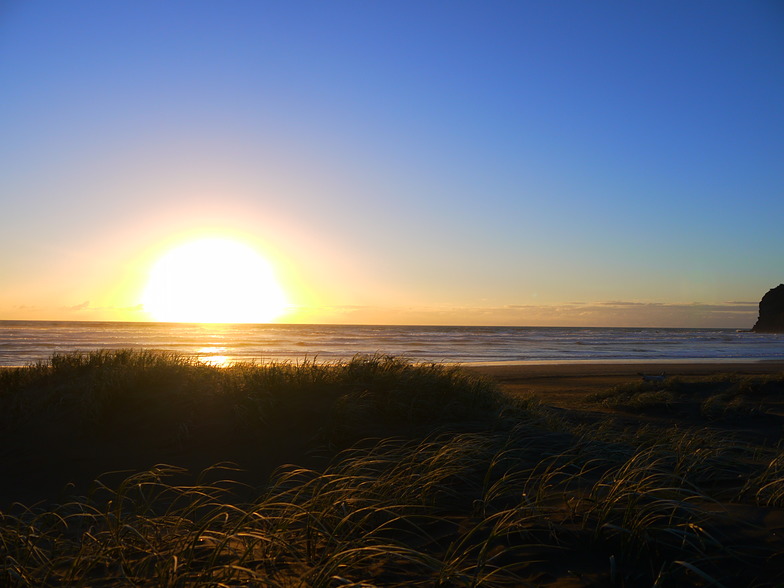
[1, 1, 782, 326]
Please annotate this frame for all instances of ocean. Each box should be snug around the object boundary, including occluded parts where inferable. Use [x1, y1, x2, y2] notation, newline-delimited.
[0, 320, 782, 367]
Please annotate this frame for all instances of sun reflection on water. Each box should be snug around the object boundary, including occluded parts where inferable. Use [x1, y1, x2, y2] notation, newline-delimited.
[197, 347, 232, 367]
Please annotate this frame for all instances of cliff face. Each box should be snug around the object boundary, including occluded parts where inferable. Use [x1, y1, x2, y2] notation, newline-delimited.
[752, 284, 784, 333]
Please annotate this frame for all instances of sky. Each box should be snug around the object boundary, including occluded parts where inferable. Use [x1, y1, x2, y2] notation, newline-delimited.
[1, 0, 782, 327]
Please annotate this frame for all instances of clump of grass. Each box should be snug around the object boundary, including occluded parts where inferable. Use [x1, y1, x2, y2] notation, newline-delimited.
[700, 393, 758, 420]
[588, 373, 784, 423]
[0, 350, 514, 450]
[588, 380, 678, 409]
[0, 349, 218, 428]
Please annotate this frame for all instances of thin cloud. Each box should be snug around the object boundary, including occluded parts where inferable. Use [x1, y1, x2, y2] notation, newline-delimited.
[597, 301, 664, 307]
[65, 301, 91, 311]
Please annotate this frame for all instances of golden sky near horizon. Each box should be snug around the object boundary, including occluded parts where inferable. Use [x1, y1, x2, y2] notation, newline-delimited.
[1, 2, 781, 328]
[0, 222, 761, 328]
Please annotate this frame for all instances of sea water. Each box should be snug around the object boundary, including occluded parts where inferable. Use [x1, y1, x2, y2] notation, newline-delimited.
[0, 321, 782, 367]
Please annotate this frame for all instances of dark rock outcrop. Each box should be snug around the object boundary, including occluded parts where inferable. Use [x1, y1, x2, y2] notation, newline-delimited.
[752, 284, 784, 333]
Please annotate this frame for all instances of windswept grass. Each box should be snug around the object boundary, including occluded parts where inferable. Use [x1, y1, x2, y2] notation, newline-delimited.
[1, 350, 506, 439]
[1, 351, 783, 585]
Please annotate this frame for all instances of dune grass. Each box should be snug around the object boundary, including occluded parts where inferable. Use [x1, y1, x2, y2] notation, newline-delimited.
[587, 372, 784, 421]
[1, 351, 783, 586]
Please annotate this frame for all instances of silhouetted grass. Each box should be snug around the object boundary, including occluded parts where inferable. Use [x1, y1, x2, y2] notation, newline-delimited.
[588, 372, 784, 421]
[1, 351, 783, 586]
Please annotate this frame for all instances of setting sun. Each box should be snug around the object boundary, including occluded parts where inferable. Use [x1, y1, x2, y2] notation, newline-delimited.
[142, 238, 289, 323]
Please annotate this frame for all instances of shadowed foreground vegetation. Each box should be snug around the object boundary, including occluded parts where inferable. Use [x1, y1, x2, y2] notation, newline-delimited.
[1, 351, 783, 586]
[588, 373, 784, 423]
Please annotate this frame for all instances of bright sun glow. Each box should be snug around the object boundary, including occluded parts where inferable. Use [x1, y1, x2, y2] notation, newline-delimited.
[142, 238, 289, 323]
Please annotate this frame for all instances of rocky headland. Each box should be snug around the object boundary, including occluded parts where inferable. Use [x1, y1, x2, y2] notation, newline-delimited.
[752, 284, 784, 333]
